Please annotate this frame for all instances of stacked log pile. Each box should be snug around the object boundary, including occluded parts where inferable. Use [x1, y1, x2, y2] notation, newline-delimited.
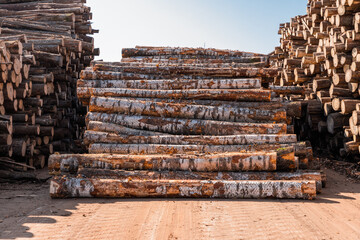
[49, 47, 325, 199]
[0, 0, 98, 173]
[270, 0, 360, 158]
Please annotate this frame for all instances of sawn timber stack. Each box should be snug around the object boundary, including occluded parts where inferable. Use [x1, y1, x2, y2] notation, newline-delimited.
[49, 46, 325, 199]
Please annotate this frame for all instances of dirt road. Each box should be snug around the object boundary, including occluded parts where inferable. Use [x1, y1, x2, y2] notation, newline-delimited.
[0, 169, 359, 240]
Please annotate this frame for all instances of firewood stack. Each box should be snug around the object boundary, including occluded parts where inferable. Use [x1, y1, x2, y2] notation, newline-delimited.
[270, 0, 360, 157]
[0, 0, 98, 172]
[49, 46, 325, 199]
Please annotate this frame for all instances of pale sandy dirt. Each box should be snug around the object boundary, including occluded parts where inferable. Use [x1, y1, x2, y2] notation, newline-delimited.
[0, 169, 359, 240]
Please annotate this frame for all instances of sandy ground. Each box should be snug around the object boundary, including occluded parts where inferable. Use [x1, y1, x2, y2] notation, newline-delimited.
[0, 169, 359, 240]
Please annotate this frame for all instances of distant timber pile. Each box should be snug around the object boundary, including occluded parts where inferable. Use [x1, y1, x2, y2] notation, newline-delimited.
[0, 0, 98, 175]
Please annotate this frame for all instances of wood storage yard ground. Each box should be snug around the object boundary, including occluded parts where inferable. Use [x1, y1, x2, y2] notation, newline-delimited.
[0, 0, 360, 239]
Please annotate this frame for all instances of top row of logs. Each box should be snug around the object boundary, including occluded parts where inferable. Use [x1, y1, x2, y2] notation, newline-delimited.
[270, 0, 360, 157]
[0, 0, 98, 171]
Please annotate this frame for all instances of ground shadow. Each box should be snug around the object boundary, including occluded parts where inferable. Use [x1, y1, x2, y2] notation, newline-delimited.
[0, 168, 359, 239]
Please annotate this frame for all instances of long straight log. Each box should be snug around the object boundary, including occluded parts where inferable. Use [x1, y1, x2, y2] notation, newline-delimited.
[89, 97, 287, 123]
[87, 144, 297, 170]
[86, 112, 288, 135]
[90, 61, 269, 70]
[75, 169, 324, 192]
[87, 96, 301, 117]
[88, 65, 279, 78]
[78, 88, 272, 102]
[89, 97, 302, 118]
[83, 130, 297, 145]
[77, 78, 262, 90]
[48, 152, 278, 173]
[121, 47, 267, 58]
[49, 177, 317, 199]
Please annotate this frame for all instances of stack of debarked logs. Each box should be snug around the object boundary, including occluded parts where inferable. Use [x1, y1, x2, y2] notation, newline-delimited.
[0, 0, 98, 172]
[270, 0, 360, 157]
[48, 47, 325, 200]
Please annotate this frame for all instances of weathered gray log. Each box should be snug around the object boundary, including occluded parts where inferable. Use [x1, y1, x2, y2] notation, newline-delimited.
[49, 177, 317, 199]
[86, 112, 288, 135]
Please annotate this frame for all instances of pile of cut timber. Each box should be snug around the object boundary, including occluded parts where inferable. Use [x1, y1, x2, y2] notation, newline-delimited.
[0, 0, 98, 173]
[270, 0, 360, 158]
[49, 46, 325, 199]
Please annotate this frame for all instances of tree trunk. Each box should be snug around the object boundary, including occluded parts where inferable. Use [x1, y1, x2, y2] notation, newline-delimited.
[86, 112, 288, 135]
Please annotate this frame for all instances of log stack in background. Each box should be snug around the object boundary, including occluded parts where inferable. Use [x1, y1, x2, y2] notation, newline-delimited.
[0, 0, 98, 173]
[270, 0, 360, 159]
[49, 46, 325, 199]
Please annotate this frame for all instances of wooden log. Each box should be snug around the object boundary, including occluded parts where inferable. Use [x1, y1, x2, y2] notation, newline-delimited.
[86, 66, 280, 79]
[269, 85, 305, 95]
[75, 169, 324, 192]
[121, 47, 267, 58]
[13, 125, 40, 136]
[48, 152, 278, 173]
[77, 78, 262, 90]
[88, 97, 287, 123]
[327, 112, 350, 134]
[87, 121, 167, 136]
[91, 98, 302, 118]
[78, 88, 272, 102]
[87, 143, 298, 170]
[341, 99, 360, 114]
[352, 110, 360, 125]
[49, 177, 317, 199]
[0, 120, 12, 134]
[33, 51, 63, 67]
[83, 130, 297, 146]
[11, 139, 26, 157]
[0, 146, 13, 157]
[86, 112, 288, 135]
[0, 134, 12, 145]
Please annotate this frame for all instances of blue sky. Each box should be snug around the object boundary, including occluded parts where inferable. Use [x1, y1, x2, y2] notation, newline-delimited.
[87, 0, 306, 61]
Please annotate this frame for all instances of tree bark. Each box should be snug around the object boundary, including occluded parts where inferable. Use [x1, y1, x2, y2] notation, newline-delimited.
[86, 112, 288, 135]
[88, 97, 287, 123]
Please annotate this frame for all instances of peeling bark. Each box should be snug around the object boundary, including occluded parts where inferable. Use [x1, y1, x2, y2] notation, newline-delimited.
[78, 88, 272, 102]
[48, 152, 278, 174]
[83, 130, 297, 145]
[87, 144, 297, 170]
[85, 112, 288, 135]
[88, 97, 287, 123]
[50, 177, 317, 199]
[90, 64, 279, 78]
[87, 121, 169, 136]
[77, 78, 262, 90]
[75, 169, 323, 193]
